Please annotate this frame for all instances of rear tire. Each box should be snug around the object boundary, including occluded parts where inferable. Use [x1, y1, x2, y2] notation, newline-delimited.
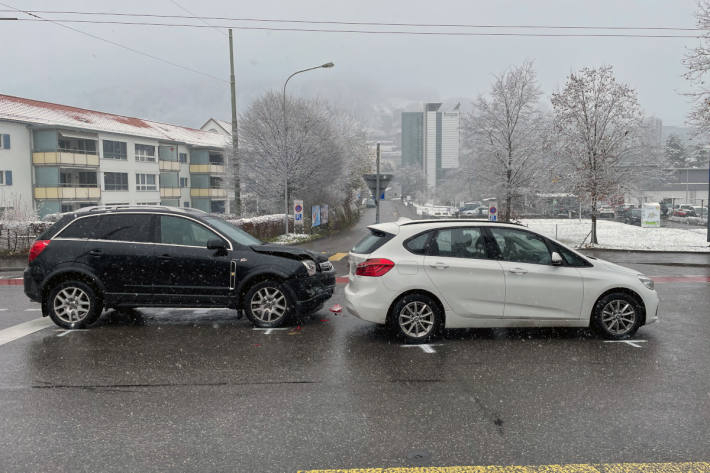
[591, 292, 641, 340]
[244, 281, 294, 328]
[390, 293, 442, 342]
[47, 280, 102, 329]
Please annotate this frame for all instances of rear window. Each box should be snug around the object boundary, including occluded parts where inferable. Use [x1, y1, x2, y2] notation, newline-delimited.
[58, 214, 154, 242]
[56, 215, 101, 239]
[352, 229, 394, 254]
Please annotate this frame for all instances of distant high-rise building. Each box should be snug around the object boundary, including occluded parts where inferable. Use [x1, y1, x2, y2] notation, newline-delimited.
[400, 103, 459, 191]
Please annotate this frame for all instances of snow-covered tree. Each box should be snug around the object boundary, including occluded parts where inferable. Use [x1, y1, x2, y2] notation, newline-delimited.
[665, 134, 688, 168]
[467, 61, 546, 221]
[551, 65, 643, 244]
[683, 0, 710, 134]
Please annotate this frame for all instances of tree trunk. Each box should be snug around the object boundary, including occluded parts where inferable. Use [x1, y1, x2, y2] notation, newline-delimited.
[590, 195, 598, 244]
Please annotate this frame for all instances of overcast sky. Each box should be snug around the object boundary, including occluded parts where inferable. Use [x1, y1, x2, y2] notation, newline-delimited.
[0, 0, 701, 129]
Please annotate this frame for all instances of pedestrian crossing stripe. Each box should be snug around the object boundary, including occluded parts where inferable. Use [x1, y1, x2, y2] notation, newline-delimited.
[328, 252, 349, 262]
[298, 462, 710, 473]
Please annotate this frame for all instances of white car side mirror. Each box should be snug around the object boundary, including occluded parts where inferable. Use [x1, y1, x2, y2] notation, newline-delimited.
[551, 252, 563, 266]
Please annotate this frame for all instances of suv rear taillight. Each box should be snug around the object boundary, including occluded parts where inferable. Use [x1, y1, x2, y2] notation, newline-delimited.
[28, 240, 50, 263]
[355, 258, 394, 277]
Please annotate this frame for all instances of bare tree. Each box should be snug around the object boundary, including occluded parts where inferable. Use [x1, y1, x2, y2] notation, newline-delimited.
[240, 91, 367, 223]
[468, 61, 545, 221]
[683, 0, 710, 133]
[551, 65, 643, 244]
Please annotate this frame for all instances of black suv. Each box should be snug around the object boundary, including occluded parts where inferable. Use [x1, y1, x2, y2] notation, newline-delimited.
[24, 206, 335, 329]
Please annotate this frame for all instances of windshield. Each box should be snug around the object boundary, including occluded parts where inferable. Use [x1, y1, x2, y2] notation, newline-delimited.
[204, 217, 262, 246]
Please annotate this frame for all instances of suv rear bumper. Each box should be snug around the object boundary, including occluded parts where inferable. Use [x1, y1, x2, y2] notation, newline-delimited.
[23, 267, 41, 302]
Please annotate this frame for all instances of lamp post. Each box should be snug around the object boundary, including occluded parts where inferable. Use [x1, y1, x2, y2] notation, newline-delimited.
[281, 62, 334, 234]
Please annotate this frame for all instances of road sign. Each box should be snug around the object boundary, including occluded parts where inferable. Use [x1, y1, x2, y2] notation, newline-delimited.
[312, 205, 321, 227]
[321, 204, 329, 225]
[293, 200, 304, 226]
[488, 201, 498, 222]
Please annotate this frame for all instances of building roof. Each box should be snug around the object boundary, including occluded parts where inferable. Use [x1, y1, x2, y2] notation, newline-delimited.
[200, 117, 232, 136]
[0, 94, 228, 148]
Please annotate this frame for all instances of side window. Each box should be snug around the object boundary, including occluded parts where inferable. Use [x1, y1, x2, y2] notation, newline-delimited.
[430, 227, 487, 259]
[553, 243, 591, 267]
[56, 216, 101, 239]
[488, 227, 551, 265]
[160, 215, 221, 247]
[94, 214, 154, 243]
[404, 231, 432, 255]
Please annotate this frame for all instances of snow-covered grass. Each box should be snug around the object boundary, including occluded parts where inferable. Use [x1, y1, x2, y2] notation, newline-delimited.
[270, 233, 320, 245]
[521, 218, 710, 252]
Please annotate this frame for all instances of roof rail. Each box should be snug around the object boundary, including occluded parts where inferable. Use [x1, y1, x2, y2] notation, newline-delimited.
[399, 218, 523, 226]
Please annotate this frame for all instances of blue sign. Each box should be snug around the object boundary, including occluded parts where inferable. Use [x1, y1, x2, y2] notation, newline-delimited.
[312, 205, 321, 227]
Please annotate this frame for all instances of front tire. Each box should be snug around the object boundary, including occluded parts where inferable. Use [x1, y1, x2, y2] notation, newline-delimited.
[591, 292, 642, 339]
[390, 293, 442, 342]
[244, 281, 294, 328]
[47, 280, 102, 329]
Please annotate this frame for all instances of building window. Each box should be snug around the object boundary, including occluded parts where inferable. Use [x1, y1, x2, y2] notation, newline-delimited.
[60, 171, 97, 187]
[103, 140, 127, 160]
[0, 171, 12, 185]
[179, 152, 188, 163]
[210, 176, 223, 188]
[58, 137, 97, 154]
[136, 173, 157, 191]
[135, 144, 156, 162]
[180, 177, 189, 188]
[1, 134, 10, 149]
[104, 172, 128, 191]
[209, 152, 224, 165]
[183, 201, 190, 208]
[210, 200, 226, 213]
[137, 202, 158, 206]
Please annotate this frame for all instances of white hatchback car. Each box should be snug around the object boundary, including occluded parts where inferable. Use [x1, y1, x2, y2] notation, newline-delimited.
[344, 219, 659, 342]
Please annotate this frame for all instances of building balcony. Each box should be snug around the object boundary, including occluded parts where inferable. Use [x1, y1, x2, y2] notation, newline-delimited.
[34, 186, 101, 200]
[33, 151, 99, 167]
[160, 187, 181, 198]
[159, 160, 180, 171]
[190, 188, 227, 198]
[189, 164, 225, 174]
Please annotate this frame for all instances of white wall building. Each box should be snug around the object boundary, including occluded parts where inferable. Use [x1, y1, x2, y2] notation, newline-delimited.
[0, 95, 229, 218]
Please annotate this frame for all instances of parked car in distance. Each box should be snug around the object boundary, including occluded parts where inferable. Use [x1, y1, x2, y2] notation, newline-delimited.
[345, 219, 659, 342]
[614, 204, 635, 220]
[625, 208, 642, 226]
[598, 207, 615, 219]
[678, 204, 697, 217]
[461, 206, 488, 218]
[366, 198, 376, 208]
[24, 206, 336, 329]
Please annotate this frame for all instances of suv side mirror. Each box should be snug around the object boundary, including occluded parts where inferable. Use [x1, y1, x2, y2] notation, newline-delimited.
[551, 251, 563, 266]
[207, 238, 227, 250]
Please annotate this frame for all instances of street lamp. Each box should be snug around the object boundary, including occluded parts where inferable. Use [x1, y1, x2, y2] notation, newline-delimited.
[282, 62, 334, 234]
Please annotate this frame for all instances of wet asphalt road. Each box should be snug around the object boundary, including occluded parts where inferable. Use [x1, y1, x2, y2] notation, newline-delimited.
[1, 202, 709, 472]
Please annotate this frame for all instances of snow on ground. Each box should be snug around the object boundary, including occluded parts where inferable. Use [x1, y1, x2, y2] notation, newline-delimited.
[521, 219, 710, 252]
[271, 233, 312, 245]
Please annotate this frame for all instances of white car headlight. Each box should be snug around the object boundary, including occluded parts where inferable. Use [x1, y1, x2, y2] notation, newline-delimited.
[638, 275, 654, 290]
[302, 259, 317, 276]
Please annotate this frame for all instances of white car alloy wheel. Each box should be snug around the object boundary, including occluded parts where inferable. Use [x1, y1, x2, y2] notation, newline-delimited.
[250, 287, 287, 323]
[398, 301, 435, 338]
[600, 299, 637, 336]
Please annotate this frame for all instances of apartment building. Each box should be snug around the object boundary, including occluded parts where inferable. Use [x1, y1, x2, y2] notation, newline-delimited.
[401, 102, 460, 192]
[0, 95, 229, 218]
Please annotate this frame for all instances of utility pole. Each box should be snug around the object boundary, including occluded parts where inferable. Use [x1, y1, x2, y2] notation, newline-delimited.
[375, 142, 381, 224]
[229, 29, 241, 216]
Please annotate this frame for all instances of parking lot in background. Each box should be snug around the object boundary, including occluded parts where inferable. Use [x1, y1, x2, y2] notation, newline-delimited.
[1, 201, 709, 472]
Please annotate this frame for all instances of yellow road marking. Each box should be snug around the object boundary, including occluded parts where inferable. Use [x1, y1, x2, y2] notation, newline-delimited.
[298, 462, 710, 473]
[328, 252, 349, 262]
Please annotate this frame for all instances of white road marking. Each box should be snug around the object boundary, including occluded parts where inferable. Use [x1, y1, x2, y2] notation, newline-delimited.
[24, 308, 41, 312]
[252, 328, 289, 335]
[603, 340, 647, 348]
[0, 308, 8, 312]
[56, 329, 88, 337]
[402, 343, 442, 353]
[0, 318, 54, 346]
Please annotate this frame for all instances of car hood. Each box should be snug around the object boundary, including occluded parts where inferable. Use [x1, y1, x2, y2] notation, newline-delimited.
[250, 244, 327, 263]
[590, 257, 641, 276]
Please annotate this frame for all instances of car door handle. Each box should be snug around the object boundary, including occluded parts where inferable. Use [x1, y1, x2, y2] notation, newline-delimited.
[429, 262, 449, 270]
[88, 249, 102, 257]
[508, 267, 528, 275]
